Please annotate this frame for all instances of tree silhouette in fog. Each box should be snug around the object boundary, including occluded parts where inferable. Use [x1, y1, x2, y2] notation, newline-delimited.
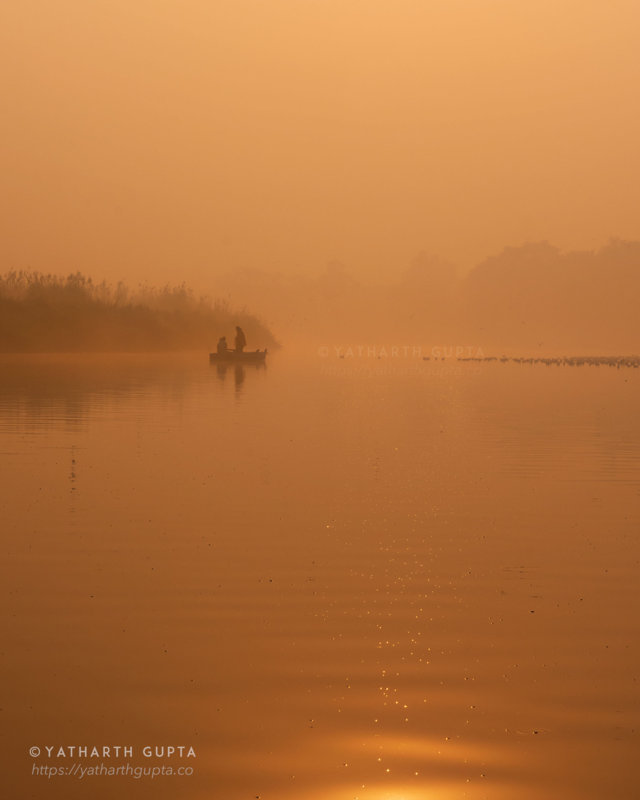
[0, 271, 278, 353]
[460, 239, 640, 350]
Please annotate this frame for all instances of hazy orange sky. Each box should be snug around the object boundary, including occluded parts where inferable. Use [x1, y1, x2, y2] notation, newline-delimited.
[2, 0, 639, 289]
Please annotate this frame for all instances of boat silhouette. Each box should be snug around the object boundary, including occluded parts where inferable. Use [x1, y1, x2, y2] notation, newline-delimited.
[209, 349, 267, 364]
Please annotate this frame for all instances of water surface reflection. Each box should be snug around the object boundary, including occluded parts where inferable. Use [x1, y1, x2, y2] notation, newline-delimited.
[1, 354, 638, 800]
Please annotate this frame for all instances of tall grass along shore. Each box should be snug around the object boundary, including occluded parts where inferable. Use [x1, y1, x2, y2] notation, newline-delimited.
[0, 271, 277, 353]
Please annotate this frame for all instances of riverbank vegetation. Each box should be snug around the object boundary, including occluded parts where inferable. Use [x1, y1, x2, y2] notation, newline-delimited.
[0, 272, 277, 352]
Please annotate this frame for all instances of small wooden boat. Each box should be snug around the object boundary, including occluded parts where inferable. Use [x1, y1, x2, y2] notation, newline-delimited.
[209, 349, 267, 364]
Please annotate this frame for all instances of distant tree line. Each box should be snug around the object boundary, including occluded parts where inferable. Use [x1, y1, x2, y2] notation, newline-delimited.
[460, 239, 640, 350]
[0, 271, 277, 352]
[214, 239, 640, 351]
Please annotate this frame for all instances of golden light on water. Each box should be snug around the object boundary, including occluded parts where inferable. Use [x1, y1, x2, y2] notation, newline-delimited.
[2, 0, 640, 798]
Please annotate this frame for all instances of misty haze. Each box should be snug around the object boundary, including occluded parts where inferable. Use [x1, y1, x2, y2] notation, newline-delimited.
[1, 3, 639, 800]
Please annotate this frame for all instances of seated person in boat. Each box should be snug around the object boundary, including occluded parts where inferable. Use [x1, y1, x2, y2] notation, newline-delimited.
[217, 336, 228, 355]
[235, 326, 247, 353]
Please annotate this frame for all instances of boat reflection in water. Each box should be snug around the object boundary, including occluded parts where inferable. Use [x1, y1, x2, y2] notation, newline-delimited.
[210, 349, 268, 394]
[213, 357, 266, 395]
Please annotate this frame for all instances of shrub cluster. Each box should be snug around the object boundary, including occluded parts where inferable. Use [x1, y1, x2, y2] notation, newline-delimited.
[0, 272, 277, 352]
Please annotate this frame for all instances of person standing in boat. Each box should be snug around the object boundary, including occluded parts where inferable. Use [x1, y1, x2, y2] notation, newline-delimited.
[235, 326, 247, 353]
[217, 336, 228, 354]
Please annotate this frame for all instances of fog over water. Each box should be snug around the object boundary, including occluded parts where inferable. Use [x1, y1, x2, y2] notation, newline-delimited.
[2, 2, 640, 799]
[215, 239, 640, 352]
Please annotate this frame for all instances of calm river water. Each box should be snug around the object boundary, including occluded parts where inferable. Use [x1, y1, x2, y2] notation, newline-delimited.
[1, 351, 639, 799]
